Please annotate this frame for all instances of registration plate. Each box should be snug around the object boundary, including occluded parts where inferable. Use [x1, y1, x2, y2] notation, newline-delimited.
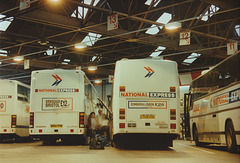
[140, 114, 155, 119]
[51, 124, 63, 128]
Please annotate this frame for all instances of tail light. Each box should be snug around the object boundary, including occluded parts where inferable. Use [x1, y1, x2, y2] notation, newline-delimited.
[30, 112, 34, 128]
[170, 109, 176, 120]
[11, 115, 17, 128]
[79, 112, 84, 128]
[119, 108, 125, 119]
[119, 123, 125, 128]
[170, 123, 176, 129]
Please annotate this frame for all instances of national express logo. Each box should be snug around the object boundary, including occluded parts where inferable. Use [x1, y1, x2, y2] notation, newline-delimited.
[144, 67, 154, 78]
[52, 75, 62, 86]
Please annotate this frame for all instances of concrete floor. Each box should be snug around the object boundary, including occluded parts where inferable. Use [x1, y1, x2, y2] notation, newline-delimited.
[0, 140, 239, 163]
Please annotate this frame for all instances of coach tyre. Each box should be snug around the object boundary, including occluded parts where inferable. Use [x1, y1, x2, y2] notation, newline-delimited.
[193, 126, 201, 146]
[225, 121, 237, 153]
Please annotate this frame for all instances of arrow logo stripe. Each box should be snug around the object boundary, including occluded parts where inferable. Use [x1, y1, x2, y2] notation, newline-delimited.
[144, 66, 155, 78]
[52, 74, 62, 86]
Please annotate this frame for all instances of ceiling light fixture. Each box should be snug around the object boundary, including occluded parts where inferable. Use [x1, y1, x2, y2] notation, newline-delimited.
[75, 43, 87, 49]
[95, 79, 102, 84]
[165, 22, 182, 30]
[13, 56, 24, 61]
[88, 66, 97, 71]
[38, 40, 49, 45]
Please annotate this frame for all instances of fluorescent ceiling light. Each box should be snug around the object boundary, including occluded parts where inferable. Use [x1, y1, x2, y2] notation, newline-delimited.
[183, 53, 201, 65]
[0, 62, 2, 65]
[0, 14, 14, 31]
[88, 66, 97, 71]
[95, 79, 102, 84]
[61, 62, 68, 65]
[14, 56, 24, 61]
[75, 43, 87, 49]
[165, 22, 181, 30]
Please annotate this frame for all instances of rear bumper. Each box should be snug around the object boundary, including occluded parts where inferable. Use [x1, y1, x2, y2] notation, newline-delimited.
[30, 134, 85, 140]
[113, 133, 179, 148]
[0, 133, 19, 140]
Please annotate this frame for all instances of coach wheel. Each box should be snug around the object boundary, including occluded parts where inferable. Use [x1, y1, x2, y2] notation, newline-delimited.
[225, 121, 237, 153]
[193, 127, 201, 146]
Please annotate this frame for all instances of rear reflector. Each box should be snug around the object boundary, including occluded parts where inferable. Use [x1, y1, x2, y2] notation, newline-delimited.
[170, 87, 176, 92]
[170, 123, 176, 129]
[11, 115, 17, 128]
[39, 129, 42, 133]
[119, 86, 125, 92]
[70, 129, 74, 132]
[119, 123, 125, 128]
[30, 112, 34, 128]
[170, 109, 176, 120]
[119, 109, 125, 120]
[35, 89, 38, 92]
[79, 112, 85, 128]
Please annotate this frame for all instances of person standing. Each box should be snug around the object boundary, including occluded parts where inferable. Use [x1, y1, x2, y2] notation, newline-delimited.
[88, 112, 97, 138]
[96, 109, 103, 134]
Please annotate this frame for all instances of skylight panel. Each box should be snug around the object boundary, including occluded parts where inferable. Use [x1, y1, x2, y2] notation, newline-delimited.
[145, 25, 159, 35]
[156, 12, 172, 24]
[81, 32, 102, 46]
[0, 49, 7, 56]
[145, 0, 161, 7]
[46, 46, 57, 56]
[91, 56, 97, 62]
[71, 0, 100, 19]
[145, 12, 172, 35]
[0, 14, 14, 31]
[199, 5, 220, 21]
[150, 46, 166, 57]
[235, 25, 240, 36]
[183, 53, 201, 65]
[63, 59, 70, 62]
[209, 5, 220, 17]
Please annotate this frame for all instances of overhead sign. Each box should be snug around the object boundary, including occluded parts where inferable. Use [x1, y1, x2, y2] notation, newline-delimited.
[108, 75, 114, 83]
[20, 0, 30, 11]
[24, 59, 29, 69]
[107, 14, 118, 31]
[227, 42, 238, 55]
[179, 31, 191, 46]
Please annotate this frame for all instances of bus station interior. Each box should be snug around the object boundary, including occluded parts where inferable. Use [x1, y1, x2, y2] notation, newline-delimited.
[0, 0, 240, 162]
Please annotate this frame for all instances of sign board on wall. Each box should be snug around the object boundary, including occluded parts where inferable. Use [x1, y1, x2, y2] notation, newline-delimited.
[107, 14, 118, 31]
[179, 31, 191, 46]
[20, 0, 30, 11]
[227, 42, 238, 55]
